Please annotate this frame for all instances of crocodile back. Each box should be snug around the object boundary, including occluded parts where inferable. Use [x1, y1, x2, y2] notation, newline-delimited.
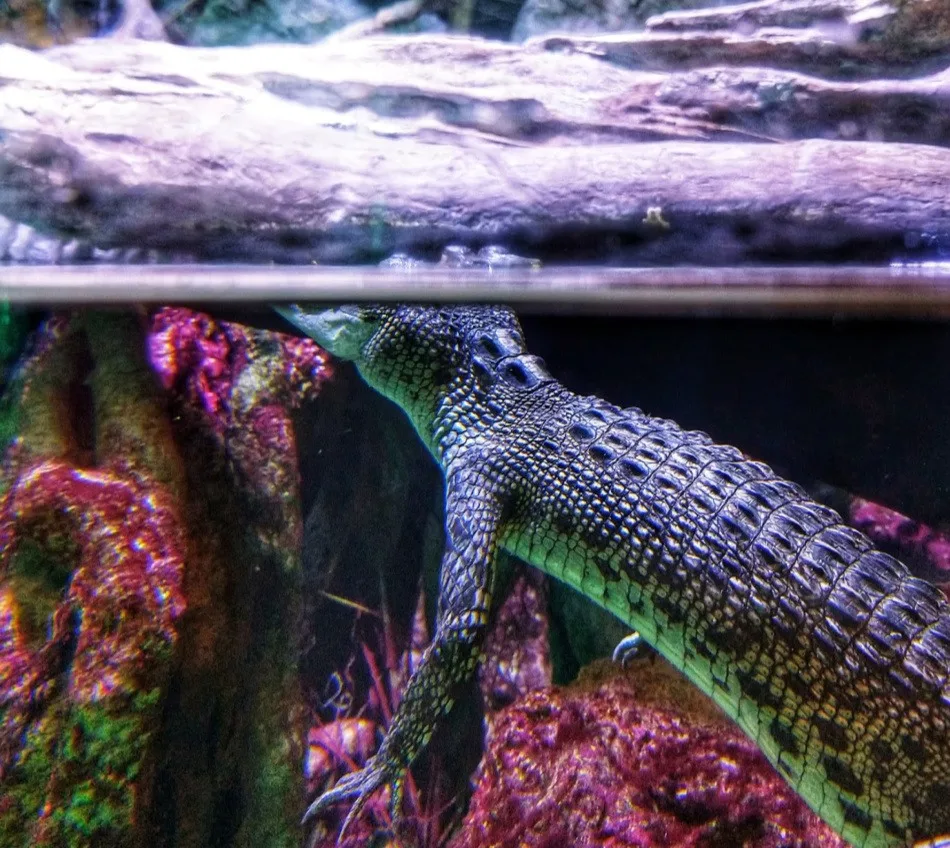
[498, 387, 950, 848]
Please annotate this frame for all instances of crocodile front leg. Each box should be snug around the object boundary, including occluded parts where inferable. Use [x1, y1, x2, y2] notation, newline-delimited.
[303, 464, 502, 837]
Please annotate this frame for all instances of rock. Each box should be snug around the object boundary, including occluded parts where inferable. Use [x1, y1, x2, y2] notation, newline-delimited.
[451, 659, 847, 848]
[0, 308, 333, 846]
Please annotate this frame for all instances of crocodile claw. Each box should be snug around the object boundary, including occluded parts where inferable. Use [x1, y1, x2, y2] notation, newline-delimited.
[303, 754, 403, 841]
[611, 630, 645, 667]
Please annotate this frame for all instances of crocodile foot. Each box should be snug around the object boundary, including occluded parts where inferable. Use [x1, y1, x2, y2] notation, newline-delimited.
[303, 753, 404, 841]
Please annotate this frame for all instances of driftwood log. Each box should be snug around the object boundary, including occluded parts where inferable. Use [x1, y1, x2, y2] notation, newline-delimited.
[1, 7, 949, 264]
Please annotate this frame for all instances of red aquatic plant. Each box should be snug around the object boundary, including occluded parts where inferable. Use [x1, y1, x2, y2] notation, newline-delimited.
[305, 589, 460, 848]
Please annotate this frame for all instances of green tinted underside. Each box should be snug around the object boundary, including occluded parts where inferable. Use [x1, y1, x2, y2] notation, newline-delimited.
[505, 525, 898, 848]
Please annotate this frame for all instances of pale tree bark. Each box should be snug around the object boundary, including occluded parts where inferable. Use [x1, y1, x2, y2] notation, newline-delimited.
[0, 12, 947, 264]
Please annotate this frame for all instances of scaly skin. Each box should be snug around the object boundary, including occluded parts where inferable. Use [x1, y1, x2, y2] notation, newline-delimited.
[281, 304, 950, 848]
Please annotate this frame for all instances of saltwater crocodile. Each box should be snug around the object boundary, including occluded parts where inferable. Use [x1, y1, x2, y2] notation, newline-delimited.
[281, 303, 950, 848]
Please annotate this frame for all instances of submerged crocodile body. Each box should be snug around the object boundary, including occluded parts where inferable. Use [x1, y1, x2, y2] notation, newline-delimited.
[282, 303, 950, 848]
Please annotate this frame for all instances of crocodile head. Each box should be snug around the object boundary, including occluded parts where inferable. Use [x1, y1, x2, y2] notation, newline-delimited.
[275, 304, 376, 361]
[276, 302, 529, 451]
[277, 303, 526, 372]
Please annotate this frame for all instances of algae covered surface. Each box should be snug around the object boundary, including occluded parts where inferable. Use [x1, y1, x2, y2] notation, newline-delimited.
[0, 309, 331, 847]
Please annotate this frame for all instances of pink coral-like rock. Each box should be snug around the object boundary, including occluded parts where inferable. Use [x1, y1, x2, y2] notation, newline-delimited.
[148, 306, 331, 437]
[451, 664, 846, 848]
[851, 496, 950, 584]
[0, 308, 334, 844]
[147, 307, 332, 559]
[0, 459, 187, 775]
[479, 565, 552, 710]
